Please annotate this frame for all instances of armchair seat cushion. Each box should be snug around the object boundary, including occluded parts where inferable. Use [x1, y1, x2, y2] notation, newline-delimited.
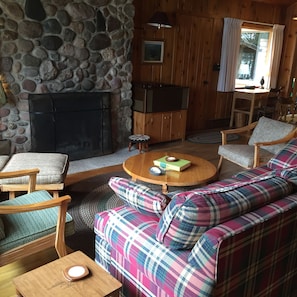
[218, 145, 273, 168]
[0, 190, 74, 253]
[0, 153, 69, 184]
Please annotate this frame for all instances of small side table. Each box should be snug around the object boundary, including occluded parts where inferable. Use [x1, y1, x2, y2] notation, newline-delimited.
[128, 134, 150, 153]
[230, 88, 269, 127]
[13, 251, 122, 297]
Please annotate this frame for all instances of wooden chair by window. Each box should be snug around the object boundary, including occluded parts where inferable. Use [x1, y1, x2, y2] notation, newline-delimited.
[0, 168, 74, 266]
[276, 96, 296, 122]
[217, 116, 297, 170]
[257, 87, 282, 119]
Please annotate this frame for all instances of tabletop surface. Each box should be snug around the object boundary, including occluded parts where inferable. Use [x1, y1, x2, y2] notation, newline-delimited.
[13, 251, 122, 297]
[123, 151, 217, 189]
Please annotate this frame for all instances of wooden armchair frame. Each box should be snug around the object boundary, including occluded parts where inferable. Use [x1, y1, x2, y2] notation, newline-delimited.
[218, 122, 297, 170]
[0, 168, 71, 266]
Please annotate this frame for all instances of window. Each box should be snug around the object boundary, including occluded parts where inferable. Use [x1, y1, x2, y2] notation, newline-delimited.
[217, 18, 284, 92]
[236, 25, 272, 88]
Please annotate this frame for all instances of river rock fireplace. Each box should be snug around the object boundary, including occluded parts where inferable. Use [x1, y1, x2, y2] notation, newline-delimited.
[29, 92, 113, 160]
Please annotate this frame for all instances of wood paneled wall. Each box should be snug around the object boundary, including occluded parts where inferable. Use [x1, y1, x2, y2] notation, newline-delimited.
[132, 0, 297, 133]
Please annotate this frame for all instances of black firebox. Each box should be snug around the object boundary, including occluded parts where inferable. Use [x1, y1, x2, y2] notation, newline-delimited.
[28, 92, 113, 161]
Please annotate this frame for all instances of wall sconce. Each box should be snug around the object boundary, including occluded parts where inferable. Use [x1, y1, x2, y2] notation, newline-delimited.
[0, 80, 7, 106]
[147, 11, 172, 29]
[292, 16, 297, 20]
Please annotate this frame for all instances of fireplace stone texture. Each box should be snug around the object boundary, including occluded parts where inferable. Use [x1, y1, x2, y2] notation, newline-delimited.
[0, 0, 134, 154]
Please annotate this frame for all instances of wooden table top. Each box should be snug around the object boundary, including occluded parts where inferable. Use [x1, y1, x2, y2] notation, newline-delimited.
[13, 251, 122, 297]
[123, 151, 217, 192]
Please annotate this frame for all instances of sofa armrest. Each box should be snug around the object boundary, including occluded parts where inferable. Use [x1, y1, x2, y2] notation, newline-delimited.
[188, 195, 297, 285]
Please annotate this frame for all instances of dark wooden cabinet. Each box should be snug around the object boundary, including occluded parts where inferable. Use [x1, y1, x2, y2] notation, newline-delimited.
[132, 82, 188, 144]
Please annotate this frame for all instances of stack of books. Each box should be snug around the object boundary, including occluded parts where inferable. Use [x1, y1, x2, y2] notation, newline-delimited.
[153, 156, 191, 172]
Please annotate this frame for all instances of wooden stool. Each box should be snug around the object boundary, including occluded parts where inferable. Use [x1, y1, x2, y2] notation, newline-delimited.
[128, 134, 150, 153]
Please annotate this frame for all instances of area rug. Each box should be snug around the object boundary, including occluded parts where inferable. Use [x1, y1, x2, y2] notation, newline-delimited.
[64, 170, 129, 258]
[64, 170, 185, 258]
[187, 131, 239, 144]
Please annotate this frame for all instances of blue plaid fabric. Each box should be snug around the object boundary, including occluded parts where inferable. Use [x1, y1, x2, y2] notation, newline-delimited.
[94, 194, 297, 297]
[232, 165, 272, 180]
[95, 206, 214, 297]
[267, 137, 297, 169]
[108, 177, 169, 217]
[155, 175, 293, 249]
[189, 194, 297, 296]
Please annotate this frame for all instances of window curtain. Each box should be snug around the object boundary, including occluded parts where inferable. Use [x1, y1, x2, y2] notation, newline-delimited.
[267, 24, 285, 89]
[217, 18, 243, 92]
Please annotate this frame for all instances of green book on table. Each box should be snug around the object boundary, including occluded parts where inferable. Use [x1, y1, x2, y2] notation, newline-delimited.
[153, 156, 191, 172]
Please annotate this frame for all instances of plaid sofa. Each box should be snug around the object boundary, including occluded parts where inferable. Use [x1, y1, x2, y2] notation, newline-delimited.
[94, 139, 297, 297]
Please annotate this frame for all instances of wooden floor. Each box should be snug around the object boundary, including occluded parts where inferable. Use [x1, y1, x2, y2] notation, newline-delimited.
[0, 138, 244, 297]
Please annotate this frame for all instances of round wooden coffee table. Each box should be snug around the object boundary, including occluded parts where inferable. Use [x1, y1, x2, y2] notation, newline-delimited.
[123, 151, 217, 193]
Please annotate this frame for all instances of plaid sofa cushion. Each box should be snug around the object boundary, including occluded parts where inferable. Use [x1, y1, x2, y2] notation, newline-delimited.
[232, 165, 272, 180]
[108, 177, 169, 217]
[156, 175, 293, 249]
[267, 137, 297, 169]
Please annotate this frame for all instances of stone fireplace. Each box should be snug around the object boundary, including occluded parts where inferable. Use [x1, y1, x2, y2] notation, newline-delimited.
[0, 0, 134, 155]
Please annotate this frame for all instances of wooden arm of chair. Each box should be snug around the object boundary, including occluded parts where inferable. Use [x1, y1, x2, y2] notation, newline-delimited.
[0, 168, 39, 195]
[253, 127, 297, 167]
[221, 121, 258, 145]
[0, 194, 71, 258]
[0, 194, 71, 214]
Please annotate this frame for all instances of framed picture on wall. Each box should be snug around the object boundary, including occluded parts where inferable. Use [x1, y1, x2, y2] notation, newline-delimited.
[142, 40, 164, 63]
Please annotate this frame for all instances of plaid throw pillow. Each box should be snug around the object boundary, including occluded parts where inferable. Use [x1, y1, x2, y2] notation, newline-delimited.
[108, 177, 169, 217]
[267, 138, 297, 169]
[156, 174, 293, 249]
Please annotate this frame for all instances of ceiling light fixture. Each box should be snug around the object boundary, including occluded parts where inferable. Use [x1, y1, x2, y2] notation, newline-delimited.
[147, 11, 172, 29]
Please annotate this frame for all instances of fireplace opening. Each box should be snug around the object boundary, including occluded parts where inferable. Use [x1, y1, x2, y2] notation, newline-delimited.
[28, 92, 113, 161]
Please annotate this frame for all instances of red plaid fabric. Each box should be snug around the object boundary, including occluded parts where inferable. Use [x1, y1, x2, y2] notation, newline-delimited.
[268, 138, 297, 169]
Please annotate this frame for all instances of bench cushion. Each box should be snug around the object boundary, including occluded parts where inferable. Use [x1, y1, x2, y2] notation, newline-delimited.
[0, 156, 10, 171]
[0, 153, 69, 184]
[156, 174, 293, 249]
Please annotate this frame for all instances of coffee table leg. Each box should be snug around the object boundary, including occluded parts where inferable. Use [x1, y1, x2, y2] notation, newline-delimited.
[162, 184, 168, 194]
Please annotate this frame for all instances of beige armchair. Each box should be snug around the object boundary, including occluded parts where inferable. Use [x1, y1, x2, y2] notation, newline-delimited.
[217, 116, 297, 170]
[0, 168, 74, 266]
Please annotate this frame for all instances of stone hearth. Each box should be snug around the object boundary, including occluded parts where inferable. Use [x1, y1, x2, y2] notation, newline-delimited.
[0, 0, 134, 154]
